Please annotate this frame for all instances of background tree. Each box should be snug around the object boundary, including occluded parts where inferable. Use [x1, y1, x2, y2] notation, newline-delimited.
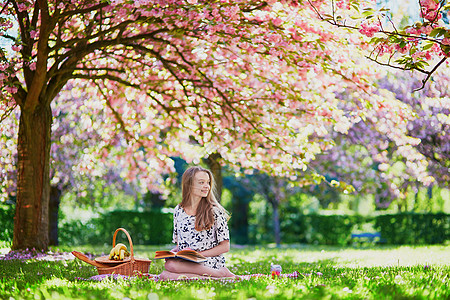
[306, 66, 449, 211]
[223, 173, 255, 244]
[1, 0, 419, 250]
[0, 81, 151, 245]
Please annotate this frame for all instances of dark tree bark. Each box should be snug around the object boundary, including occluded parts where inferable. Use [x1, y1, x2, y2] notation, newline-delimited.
[13, 103, 52, 250]
[230, 200, 250, 244]
[225, 176, 253, 245]
[272, 199, 281, 246]
[204, 152, 223, 201]
[48, 185, 62, 246]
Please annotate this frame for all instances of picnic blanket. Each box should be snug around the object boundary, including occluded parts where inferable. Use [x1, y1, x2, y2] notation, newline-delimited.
[76, 271, 301, 282]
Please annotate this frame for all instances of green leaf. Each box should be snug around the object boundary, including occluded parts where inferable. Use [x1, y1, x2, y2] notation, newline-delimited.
[430, 28, 447, 38]
[351, 3, 360, 12]
[362, 10, 374, 17]
[422, 41, 434, 50]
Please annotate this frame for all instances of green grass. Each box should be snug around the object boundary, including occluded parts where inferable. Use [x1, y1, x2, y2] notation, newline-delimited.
[1, 244, 449, 299]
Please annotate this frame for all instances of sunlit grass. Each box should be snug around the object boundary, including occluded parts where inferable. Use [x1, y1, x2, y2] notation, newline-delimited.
[1, 244, 449, 299]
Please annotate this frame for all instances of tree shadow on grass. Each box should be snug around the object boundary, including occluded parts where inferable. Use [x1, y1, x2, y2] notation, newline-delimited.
[0, 258, 97, 289]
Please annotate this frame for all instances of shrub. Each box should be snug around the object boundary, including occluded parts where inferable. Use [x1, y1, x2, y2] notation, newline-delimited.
[306, 215, 356, 245]
[281, 214, 371, 246]
[0, 204, 14, 242]
[375, 213, 450, 244]
[59, 210, 173, 246]
[95, 210, 173, 245]
[281, 213, 449, 246]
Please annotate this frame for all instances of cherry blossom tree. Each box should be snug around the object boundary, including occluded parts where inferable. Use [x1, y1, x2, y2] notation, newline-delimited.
[308, 0, 450, 90]
[306, 65, 449, 210]
[1, 0, 410, 250]
[1, 81, 160, 245]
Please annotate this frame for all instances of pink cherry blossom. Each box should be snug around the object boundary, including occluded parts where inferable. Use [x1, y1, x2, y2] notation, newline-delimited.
[29, 30, 38, 39]
[420, 0, 440, 22]
[29, 62, 36, 70]
[442, 38, 450, 46]
[359, 22, 380, 38]
[272, 18, 283, 27]
[11, 45, 21, 52]
[17, 3, 27, 12]
[5, 86, 18, 94]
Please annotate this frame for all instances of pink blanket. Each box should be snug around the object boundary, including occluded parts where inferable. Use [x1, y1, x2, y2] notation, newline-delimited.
[81, 271, 300, 282]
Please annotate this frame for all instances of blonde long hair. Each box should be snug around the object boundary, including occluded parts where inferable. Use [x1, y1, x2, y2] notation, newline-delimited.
[180, 166, 229, 231]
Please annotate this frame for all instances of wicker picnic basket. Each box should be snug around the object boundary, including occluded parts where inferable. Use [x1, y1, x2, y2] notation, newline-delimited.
[95, 228, 151, 276]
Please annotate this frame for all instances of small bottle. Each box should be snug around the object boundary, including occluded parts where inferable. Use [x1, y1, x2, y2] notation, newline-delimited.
[271, 264, 282, 278]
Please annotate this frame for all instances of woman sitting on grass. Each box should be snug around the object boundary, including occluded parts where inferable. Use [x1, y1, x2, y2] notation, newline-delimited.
[159, 166, 235, 280]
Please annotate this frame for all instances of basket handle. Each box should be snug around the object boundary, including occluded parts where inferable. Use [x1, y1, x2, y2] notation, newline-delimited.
[112, 228, 134, 259]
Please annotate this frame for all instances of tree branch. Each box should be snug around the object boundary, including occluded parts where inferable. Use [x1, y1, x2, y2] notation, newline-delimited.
[0, 0, 10, 14]
[307, 0, 448, 90]
[242, 1, 268, 12]
[23, 0, 51, 111]
[93, 80, 137, 145]
[0, 102, 18, 123]
[59, 2, 110, 19]
[414, 57, 447, 92]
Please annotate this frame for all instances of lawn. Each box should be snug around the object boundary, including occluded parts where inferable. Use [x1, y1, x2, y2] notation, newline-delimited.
[0, 244, 449, 299]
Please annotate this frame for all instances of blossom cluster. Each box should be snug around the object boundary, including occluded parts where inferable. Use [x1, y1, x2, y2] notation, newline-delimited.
[420, 0, 441, 22]
[359, 22, 381, 38]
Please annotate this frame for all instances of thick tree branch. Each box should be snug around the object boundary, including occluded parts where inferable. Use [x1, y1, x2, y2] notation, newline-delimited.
[23, 0, 51, 111]
[59, 2, 110, 19]
[73, 73, 140, 89]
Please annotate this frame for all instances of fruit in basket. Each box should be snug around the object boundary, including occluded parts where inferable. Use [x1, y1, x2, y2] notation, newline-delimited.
[120, 249, 126, 260]
[108, 243, 130, 260]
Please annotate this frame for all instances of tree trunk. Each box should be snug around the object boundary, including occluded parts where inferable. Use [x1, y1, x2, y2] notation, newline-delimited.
[272, 200, 281, 247]
[49, 185, 62, 246]
[204, 152, 222, 201]
[12, 104, 52, 250]
[231, 197, 250, 244]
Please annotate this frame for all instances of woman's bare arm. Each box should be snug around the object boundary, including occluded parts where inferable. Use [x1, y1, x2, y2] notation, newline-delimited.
[198, 240, 230, 257]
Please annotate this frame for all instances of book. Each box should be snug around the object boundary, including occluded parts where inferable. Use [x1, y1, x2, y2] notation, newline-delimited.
[154, 249, 207, 263]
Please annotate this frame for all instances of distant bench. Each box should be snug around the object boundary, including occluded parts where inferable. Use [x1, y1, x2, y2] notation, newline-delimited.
[351, 232, 386, 243]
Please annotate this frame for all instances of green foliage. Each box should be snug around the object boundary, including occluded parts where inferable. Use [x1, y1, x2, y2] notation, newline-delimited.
[375, 213, 450, 245]
[59, 219, 102, 246]
[2, 204, 448, 247]
[281, 213, 449, 246]
[281, 214, 368, 246]
[305, 215, 359, 246]
[59, 210, 173, 246]
[0, 204, 14, 243]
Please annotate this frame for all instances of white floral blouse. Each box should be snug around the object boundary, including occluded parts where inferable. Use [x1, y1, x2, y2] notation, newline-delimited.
[172, 204, 230, 270]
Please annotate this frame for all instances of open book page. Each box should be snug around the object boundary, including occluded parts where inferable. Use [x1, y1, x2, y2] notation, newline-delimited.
[154, 249, 207, 263]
